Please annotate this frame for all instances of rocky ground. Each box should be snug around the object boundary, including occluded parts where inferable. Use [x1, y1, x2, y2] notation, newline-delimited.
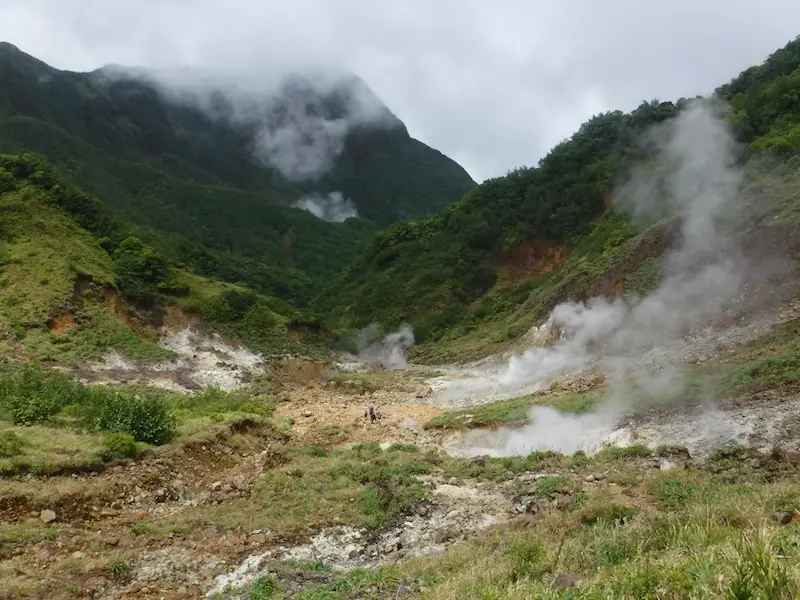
[4, 289, 800, 599]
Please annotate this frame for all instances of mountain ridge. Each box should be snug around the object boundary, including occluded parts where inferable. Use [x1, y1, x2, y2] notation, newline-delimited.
[0, 42, 476, 311]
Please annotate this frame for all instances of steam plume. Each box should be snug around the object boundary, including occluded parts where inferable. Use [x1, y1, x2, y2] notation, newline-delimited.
[293, 191, 358, 222]
[357, 324, 415, 370]
[456, 99, 754, 455]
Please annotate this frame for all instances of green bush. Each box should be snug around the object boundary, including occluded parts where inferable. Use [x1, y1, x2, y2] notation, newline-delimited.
[0, 366, 83, 425]
[112, 236, 171, 304]
[580, 503, 640, 526]
[103, 432, 140, 459]
[249, 574, 282, 600]
[0, 367, 176, 445]
[93, 391, 175, 445]
[651, 474, 699, 511]
[0, 430, 26, 457]
[174, 386, 275, 420]
[505, 536, 549, 582]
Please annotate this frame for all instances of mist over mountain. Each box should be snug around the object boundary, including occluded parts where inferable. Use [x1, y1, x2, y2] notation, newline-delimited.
[0, 41, 475, 305]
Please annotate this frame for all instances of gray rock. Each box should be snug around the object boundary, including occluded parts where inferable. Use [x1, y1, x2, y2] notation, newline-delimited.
[39, 509, 57, 524]
[551, 573, 585, 590]
[433, 528, 457, 544]
[659, 458, 684, 472]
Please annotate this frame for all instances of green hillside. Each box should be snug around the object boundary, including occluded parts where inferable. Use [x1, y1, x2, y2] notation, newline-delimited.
[0, 42, 475, 306]
[0, 151, 334, 363]
[318, 36, 800, 360]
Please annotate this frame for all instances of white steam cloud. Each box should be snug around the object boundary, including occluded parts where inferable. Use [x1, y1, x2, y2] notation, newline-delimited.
[455, 99, 754, 456]
[356, 324, 415, 370]
[93, 65, 400, 182]
[293, 191, 359, 222]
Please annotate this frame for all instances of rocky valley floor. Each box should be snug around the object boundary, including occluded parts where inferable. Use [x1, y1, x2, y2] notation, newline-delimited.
[4, 298, 800, 599]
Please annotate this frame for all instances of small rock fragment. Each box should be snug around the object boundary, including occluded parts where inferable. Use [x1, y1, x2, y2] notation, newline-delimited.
[414, 386, 432, 398]
[552, 573, 585, 590]
[659, 458, 684, 472]
[40, 509, 57, 524]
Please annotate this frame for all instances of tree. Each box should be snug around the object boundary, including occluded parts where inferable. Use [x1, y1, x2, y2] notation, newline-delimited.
[112, 236, 169, 303]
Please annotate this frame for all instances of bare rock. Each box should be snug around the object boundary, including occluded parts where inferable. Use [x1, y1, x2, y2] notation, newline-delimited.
[659, 458, 684, 472]
[210, 481, 223, 492]
[433, 528, 458, 544]
[551, 573, 585, 590]
[249, 533, 268, 546]
[39, 510, 57, 524]
[470, 456, 487, 468]
[414, 386, 432, 398]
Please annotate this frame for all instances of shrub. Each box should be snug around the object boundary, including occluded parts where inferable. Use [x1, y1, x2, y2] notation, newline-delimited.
[93, 391, 175, 445]
[506, 536, 549, 582]
[0, 366, 84, 425]
[108, 557, 132, 583]
[103, 433, 139, 459]
[249, 574, 282, 600]
[0, 430, 26, 457]
[113, 236, 170, 303]
[580, 503, 640, 526]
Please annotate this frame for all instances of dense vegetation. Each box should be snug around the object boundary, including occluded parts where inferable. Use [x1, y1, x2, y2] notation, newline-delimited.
[0, 41, 474, 307]
[0, 150, 335, 361]
[318, 36, 800, 351]
[2, 37, 800, 361]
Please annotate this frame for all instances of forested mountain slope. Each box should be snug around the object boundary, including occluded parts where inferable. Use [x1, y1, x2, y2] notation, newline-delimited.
[0, 42, 475, 306]
[318, 36, 800, 359]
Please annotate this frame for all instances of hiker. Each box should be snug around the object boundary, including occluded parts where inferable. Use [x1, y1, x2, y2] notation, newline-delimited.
[365, 404, 379, 424]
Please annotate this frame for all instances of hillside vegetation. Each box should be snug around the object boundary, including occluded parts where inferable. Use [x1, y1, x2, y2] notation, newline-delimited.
[0, 42, 474, 308]
[318, 36, 800, 359]
[0, 151, 335, 362]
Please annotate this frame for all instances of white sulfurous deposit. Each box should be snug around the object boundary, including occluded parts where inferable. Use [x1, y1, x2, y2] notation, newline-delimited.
[79, 326, 265, 392]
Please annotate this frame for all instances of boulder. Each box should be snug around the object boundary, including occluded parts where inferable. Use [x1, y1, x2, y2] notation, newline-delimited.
[39, 509, 57, 524]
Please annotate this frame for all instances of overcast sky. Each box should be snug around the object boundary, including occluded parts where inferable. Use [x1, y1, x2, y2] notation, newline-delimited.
[1, 1, 798, 182]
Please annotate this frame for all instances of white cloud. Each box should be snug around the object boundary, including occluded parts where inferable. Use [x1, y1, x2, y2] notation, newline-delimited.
[1, 0, 799, 181]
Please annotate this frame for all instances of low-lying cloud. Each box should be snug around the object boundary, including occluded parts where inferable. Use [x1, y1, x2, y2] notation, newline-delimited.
[293, 191, 358, 222]
[94, 65, 400, 182]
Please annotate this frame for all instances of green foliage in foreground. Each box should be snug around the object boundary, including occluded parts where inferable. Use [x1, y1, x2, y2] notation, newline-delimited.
[0, 366, 175, 444]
